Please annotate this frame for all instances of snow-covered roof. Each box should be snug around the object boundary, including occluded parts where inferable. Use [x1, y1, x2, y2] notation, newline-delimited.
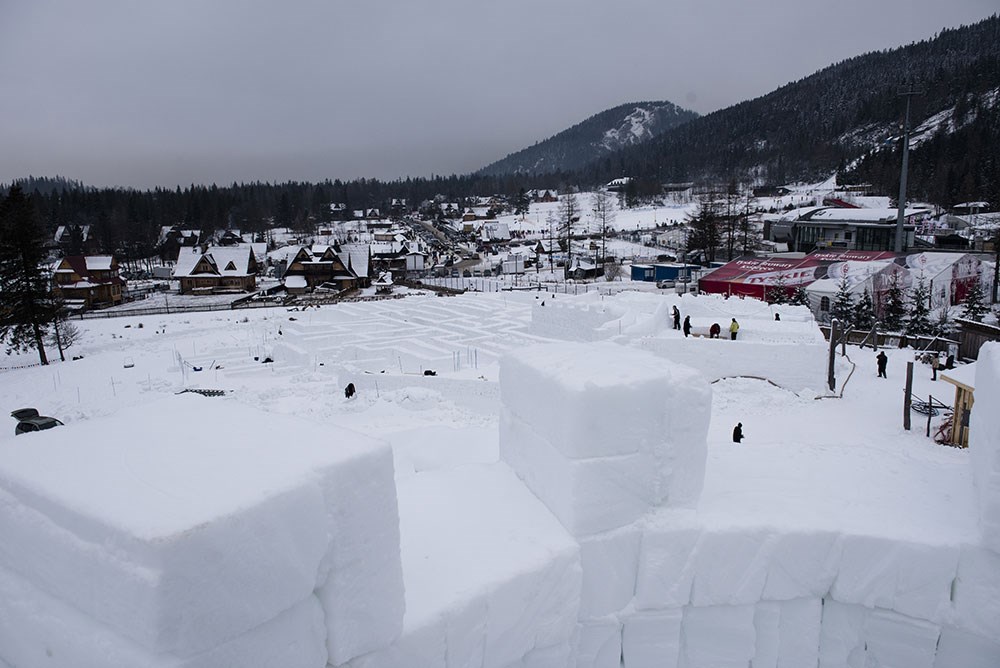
[941, 362, 976, 390]
[284, 275, 308, 289]
[803, 207, 930, 223]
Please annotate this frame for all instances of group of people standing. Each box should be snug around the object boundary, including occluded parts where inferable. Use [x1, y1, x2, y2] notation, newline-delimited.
[672, 305, 739, 340]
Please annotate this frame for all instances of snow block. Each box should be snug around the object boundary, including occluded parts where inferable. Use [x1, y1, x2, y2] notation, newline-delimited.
[970, 343, 1000, 552]
[316, 445, 405, 665]
[621, 609, 682, 668]
[775, 598, 822, 668]
[634, 518, 700, 610]
[0, 395, 403, 657]
[0, 563, 328, 668]
[680, 604, 756, 668]
[578, 524, 642, 619]
[831, 534, 958, 622]
[952, 545, 1000, 639]
[862, 608, 940, 668]
[690, 528, 775, 606]
[379, 464, 580, 668]
[933, 626, 1000, 668]
[501, 409, 663, 536]
[500, 342, 710, 527]
[761, 530, 841, 601]
[575, 619, 622, 668]
[818, 600, 866, 668]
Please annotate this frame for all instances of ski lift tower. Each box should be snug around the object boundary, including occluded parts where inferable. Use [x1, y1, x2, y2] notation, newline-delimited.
[894, 84, 924, 253]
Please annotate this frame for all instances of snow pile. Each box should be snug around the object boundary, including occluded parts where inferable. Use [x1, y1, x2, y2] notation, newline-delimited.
[0, 394, 404, 667]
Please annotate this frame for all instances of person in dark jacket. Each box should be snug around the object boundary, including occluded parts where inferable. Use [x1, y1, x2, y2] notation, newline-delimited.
[733, 422, 744, 443]
[345, 382, 356, 398]
[682, 315, 691, 338]
[876, 351, 888, 378]
[709, 323, 721, 339]
[672, 305, 681, 330]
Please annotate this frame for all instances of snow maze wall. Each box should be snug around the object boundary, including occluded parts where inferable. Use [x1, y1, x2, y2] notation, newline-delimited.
[1, 335, 999, 666]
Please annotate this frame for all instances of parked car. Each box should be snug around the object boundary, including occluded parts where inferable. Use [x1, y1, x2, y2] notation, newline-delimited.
[11, 408, 63, 435]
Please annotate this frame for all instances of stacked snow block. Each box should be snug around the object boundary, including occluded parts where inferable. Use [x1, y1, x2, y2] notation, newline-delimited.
[970, 343, 1000, 553]
[500, 342, 711, 537]
[0, 395, 404, 668]
[499, 342, 711, 667]
[341, 464, 582, 668]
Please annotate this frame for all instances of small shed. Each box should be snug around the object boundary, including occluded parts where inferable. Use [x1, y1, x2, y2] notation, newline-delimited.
[653, 263, 700, 282]
[940, 363, 976, 448]
[631, 264, 655, 282]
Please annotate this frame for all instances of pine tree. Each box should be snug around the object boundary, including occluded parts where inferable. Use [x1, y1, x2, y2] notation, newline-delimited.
[0, 186, 59, 364]
[685, 199, 720, 263]
[766, 272, 789, 304]
[831, 277, 855, 328]
[852, 288, 875, 330]
[790, 286, 810, 306]
[881, 271, 907, 332]
[906, 278, 932, 335]
[961, 279, 987, 322]
[931, 307, 954, 337]
[513, 188, 530, 217]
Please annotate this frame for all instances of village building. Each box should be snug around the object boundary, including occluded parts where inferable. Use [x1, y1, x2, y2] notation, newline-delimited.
[789, 207, 929, 253]
[172, 246, 259, 295]
[51, 255, 125, 309]
[281, 245, 361, 295]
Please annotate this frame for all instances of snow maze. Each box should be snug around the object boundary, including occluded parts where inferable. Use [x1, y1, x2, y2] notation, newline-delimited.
[0, 291, 998, 667]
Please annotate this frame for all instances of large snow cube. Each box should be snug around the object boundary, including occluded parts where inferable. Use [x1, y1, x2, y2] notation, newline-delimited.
[368, 463, 580, 668]
[634, 516, 701, 610]
[818, 599, 866, 668]
[0, 563, 328, 668]
[680, 604, 756, 668]
[621, 609, 682, 668]
[970, 344, 1000, 552]
[690, 528, 774, 606]
[501, 410, 664, 536]
[933, 626, 1000, 668]
[862, 609, 940, 668]
[501, 342, 709, 460]
[952, 545, 1000, 639]
[0, 395, 403, 657]
[578, 524, 642, 619]
[575, 619, 622, 668]
[831, 535, 958, 622]
[762, 530, 841, 601]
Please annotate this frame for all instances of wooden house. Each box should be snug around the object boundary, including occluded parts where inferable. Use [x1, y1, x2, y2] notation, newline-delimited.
[281, 245, 361, 294]
[172, 246, 259, 294]
[51, 255, 125, 308]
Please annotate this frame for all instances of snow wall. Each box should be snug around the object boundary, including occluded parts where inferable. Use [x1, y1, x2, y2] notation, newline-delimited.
[493, 341, 1000, 667]
[0, 396, 405, 668]
[2, 341, 999, 667]
[529, 291, 828, 394]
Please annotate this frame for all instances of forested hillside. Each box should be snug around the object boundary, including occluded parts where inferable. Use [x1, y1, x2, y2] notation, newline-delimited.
[479, 101, 697, 176]
[571, 15, 999, 204]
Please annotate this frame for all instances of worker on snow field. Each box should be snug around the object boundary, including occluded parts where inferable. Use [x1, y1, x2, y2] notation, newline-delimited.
[876, 351, 888, 378]
[733, 423, 744, 443]
[683, 315, 692, 338]
[709, 323, 721, 339]
[672, 305, 681, 330]
[729, 318, 740, 340]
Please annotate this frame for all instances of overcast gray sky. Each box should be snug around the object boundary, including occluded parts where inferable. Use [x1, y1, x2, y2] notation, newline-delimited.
[1, 0, 996, 189]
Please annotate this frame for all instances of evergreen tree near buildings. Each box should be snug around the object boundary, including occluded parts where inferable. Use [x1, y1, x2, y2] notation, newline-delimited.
[513, 188, 530, 216]
[880, 271, 907, 332]
[830, 277, 855, 327]
[852, 288, 875, 331]
[790, 285, 810, 307]
[906, 278, 932, 336]
[765, 272, 790, 305]
[961, 278, 987, 322]
[685, 199, 720, 263]
[0, 186, 59, 365]
[931, 306, 954, 337]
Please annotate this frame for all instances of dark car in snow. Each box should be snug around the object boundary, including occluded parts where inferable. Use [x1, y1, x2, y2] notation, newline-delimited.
[11, 408, 64, 435]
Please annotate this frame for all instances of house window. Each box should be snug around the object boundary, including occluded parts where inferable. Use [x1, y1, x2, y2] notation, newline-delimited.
[820, 296, 830, 312]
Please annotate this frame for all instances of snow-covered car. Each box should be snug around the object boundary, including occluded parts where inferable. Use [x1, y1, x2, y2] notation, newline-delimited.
[11, 408, 64, 435]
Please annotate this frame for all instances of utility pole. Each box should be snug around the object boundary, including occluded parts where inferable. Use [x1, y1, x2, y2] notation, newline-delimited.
[894, 85, 923, 254]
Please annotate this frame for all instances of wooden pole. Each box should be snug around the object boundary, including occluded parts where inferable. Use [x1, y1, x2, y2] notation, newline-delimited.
[827, 319, 838, 392]
[926, 394, 933, 437]
[903, 361, 913, 430]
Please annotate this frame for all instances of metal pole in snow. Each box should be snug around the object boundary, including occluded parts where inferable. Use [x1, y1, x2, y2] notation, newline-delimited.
[903, 362, 914, 430]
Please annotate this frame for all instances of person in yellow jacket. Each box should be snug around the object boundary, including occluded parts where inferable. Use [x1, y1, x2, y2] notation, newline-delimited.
[729, 318, 740, 340]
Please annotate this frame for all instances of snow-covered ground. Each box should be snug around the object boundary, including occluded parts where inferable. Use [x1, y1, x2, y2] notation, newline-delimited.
[0, 288, 996, 666]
